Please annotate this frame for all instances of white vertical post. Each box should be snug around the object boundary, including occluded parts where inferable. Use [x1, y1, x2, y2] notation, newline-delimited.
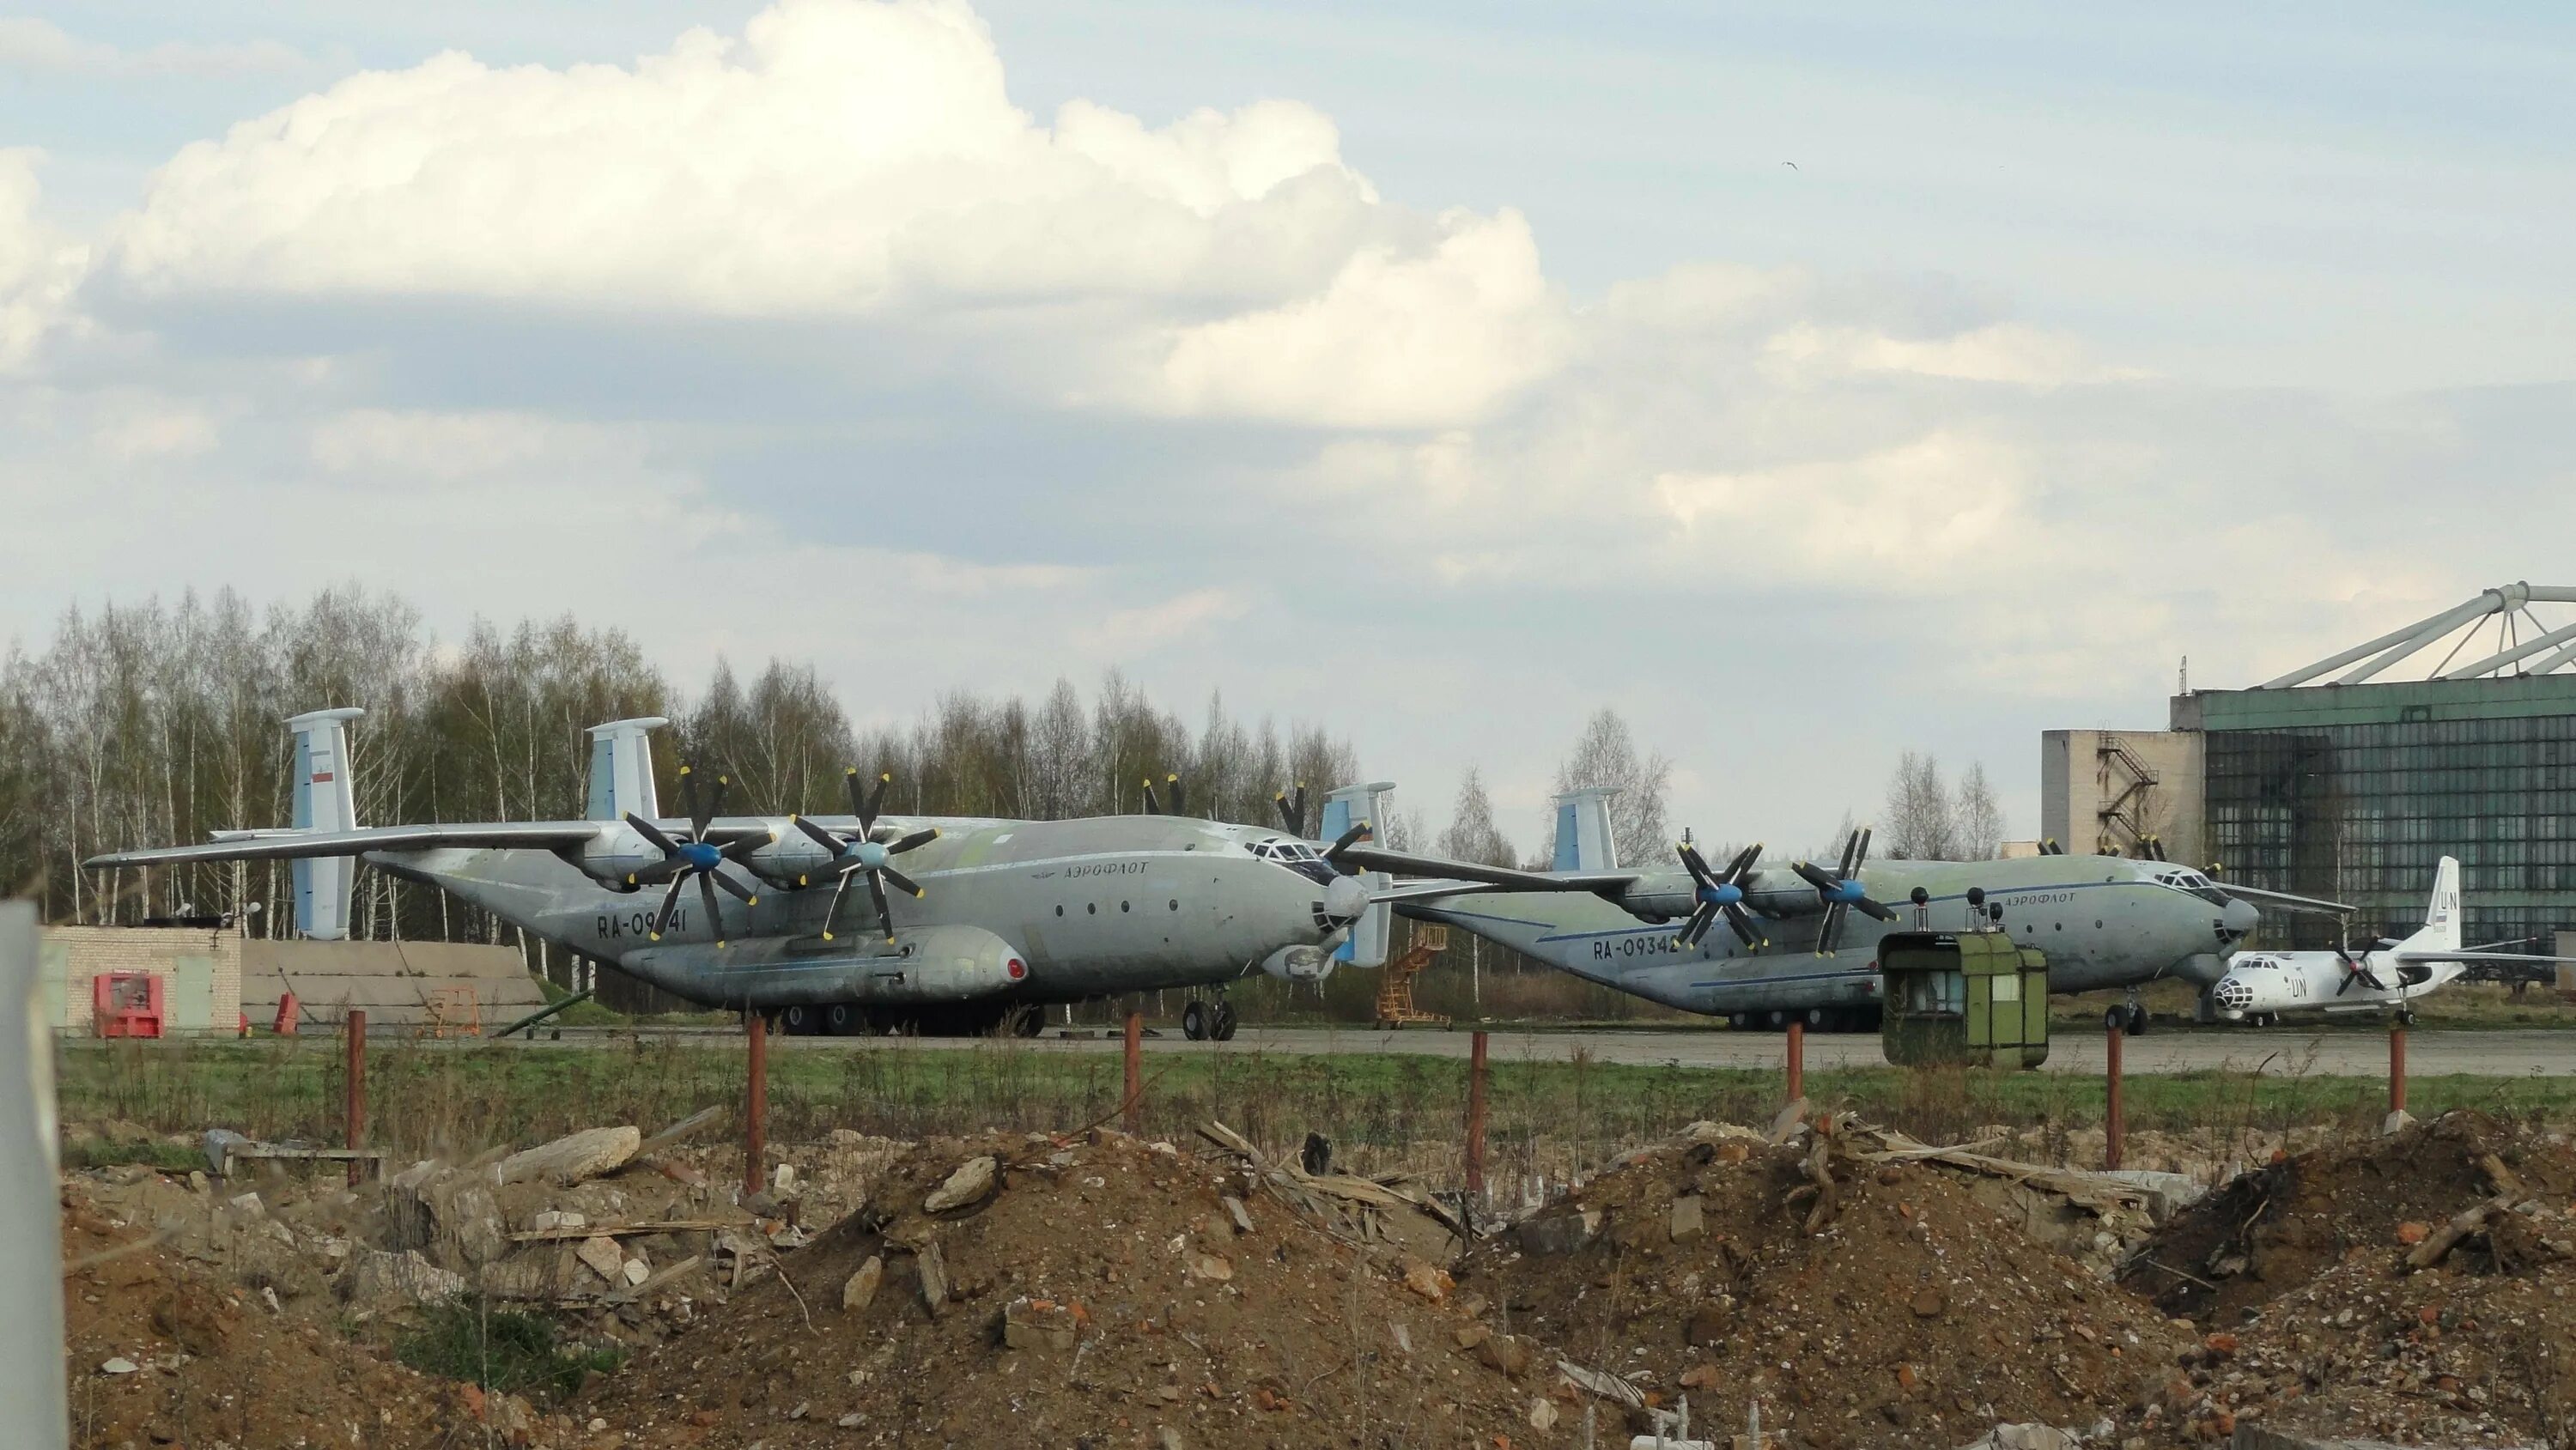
[0, 902, 68, 1447]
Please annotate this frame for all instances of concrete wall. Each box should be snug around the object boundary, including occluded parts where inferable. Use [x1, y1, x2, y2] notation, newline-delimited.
[40, 926, 244, 1034]
[2037, 728, 2206, 864]
[241, 939, 549, 1032]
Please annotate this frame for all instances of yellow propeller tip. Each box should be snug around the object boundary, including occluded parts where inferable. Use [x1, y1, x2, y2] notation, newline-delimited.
[820, 931, 835, 942]
[747, 895, 760, 906]
[879, 773, 892, 784]
[911, 889, 925, 899]
[648, 932, 662, 943]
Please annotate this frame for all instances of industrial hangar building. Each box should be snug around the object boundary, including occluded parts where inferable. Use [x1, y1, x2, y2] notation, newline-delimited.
[2044, 583, 2576, 955]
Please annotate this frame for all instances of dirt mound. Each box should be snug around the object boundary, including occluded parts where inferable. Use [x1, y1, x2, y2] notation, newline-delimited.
[2109, 1111, 2576, 1445]
[2118, 1110, 2576, 1323]
[598, 1127, 1552, 1447]
[63, 1201, 464, 1449]
[1457, 1123, 2191, 1449]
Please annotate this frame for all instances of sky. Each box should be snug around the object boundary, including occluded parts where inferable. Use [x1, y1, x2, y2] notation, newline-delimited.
[2, 0, 2571, 856]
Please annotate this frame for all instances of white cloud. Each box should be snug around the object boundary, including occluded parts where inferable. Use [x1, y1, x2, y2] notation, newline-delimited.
[0, 18, 304, 76]
[108, 0, 1388, 318]
[0, 149, 88, 373]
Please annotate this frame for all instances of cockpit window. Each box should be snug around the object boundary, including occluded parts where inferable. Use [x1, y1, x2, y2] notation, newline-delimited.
[2154, 868, 2230, 906]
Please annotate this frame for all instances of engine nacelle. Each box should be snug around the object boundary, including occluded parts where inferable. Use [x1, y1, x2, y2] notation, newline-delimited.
[1261, 943, 1334, 983]
[620, 923, 1032, 1009]
[574, 821, 659, 890]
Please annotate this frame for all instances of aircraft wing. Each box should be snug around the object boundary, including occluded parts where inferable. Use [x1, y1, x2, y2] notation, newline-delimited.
[2218, 883, 2356, 916]
[2391, 950, 2576, 965]
[1331, 844, 1637, 895]
[1366, 879, 1542, 907]
[87, 821, 609, 869]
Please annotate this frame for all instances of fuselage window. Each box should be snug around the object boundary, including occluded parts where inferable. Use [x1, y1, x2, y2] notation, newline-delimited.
[1087, 903, 1097, 914]
[1168, 899, 1179, 911]
[1121, 901, 1131, 913]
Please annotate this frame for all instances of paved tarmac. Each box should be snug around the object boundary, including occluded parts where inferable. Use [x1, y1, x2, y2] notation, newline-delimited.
[586, 1023, 2576, 1077]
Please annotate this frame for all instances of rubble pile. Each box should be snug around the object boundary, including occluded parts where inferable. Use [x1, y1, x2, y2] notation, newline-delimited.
[2117, 1111, 2576, 1446]
[596, 1125, 1552, 1448]
[1457, 1117, 2194, 1449]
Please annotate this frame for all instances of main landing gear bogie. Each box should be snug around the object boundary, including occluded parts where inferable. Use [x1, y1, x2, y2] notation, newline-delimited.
[2105, 999, 2148, 1035]
[1181, 998, 1239, 1042]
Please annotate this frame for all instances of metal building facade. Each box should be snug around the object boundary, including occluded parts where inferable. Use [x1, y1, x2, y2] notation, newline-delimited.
[2178, 675, 2576, 950]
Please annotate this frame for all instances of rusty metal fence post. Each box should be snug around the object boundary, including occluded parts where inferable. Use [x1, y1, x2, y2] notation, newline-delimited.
[343, 1010, 367, 1187]
[2105, 1016, 2125, 1171]
[1465, 1029, 1490, 1196]
[1122, 1010, 1143, 1134]
[744, 1012, 769, 1199]
[1784, 1020, 1804, 1103]
[2389, 1022, 2408, 1117]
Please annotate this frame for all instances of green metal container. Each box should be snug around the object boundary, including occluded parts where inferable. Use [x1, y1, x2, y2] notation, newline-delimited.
[1877, 929, 2050, 1069]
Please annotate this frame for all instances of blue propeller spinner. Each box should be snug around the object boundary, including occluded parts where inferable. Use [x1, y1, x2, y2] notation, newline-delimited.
[1789, 827, 1897, 955]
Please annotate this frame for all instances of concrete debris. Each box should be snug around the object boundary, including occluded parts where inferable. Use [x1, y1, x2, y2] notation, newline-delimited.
[337, 1248, 467, 1311]
[1002, 1295, 1079, 1353]
[495, 1125, 640, 1186]
[1186, 1252, 1233, 1283]
[1953, 1424, 2091, 1449]
[923, 1155, 998, 1214]
[1668, 1192, 1705, 1242]
[100, 1357, 137, 1374]
[842, 1255, 883, 1312]
[1515, 1207, 1601, 1255]
[1221, 1194, 1255, 1233]
[916, 1239, 949, 1313]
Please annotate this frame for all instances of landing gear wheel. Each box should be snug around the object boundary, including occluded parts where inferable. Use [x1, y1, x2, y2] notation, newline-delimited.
[2124, 1002, 2148, 1036]
[781, 1004, 814, 1035]
[1765, 1010, 1789, 1031]
[2396, 1007, 2416, 1028]
[824, 1003, 858, 1036]
[2104, 1005, 2128, 1033]
[1728, 1011, 1752, 1031]
[1804, 1006, 1829, 1032]
[1182, 1000, 1210, 1041]
[1211, 1001, 1239, 1041]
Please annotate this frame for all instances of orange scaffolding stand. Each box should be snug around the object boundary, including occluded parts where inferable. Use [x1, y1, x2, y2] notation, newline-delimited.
[1374, 925, 1451, 1029]
[422, 986, 482, 1039]
[94, 974, 165, 1039]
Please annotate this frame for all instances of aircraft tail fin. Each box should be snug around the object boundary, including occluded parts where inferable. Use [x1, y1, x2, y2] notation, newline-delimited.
[1321, 781, 1397, 970]
[286, 708, 365, 940]
[1551, 787, 1620, 871]
[2395, 855, 2463, 955]
[585, 717, 668, 823]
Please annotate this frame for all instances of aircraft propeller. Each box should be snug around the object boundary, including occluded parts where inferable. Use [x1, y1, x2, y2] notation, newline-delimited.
[1672, 841, 1767, 951]
[1791, 827, 1897, 954]
[623, 764, 769, 945]
[1140, 774, 1188, 816]
[1273, 782, 1310, 836]
[788, 768, 939, 943]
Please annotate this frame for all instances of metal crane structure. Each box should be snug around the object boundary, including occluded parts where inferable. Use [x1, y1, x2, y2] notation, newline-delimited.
[2261, 582, 2576, 688]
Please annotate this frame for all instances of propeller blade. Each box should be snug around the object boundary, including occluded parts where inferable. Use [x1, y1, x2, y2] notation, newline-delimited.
[1789, 859, 1839, 895]
[627, 857, 683, 888]
[1853, 895, 1899, 923]
[1139, 778, 1161, 816]
[886, 828, 940, 855]
[1674, 902, 1719, 950]
[1816, 901, 1848, 956]
[1837, 829, 1862, 877]
[1721, 843, 1763, 886]
[1273, 791, 1301, 834]
[865, 773, 890, 831]
[720, 829, 774, 863]
[1851, 827, 1874, 871]
[1166, 774, 1186, 817]
[866, 871, 895, 941]
[707, 774, 732, 831]
[712, 870, 756, 904]
[819, 871, 854, 942]
[680, 765, 705, 840]
[1324, 821, 1373, 865]
[624, 811, 680, 855]
[1676, 842, 1718, 891]
[877, 865, 924, 899]
[1722, 902, 1763, 949]
[697, 872, 724, 939]
[791, 816, 844, 854]
[649, 877, 687, 940]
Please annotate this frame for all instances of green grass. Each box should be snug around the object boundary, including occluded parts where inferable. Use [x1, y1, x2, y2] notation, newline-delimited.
[396, 1297, 623, 1400]
[58, 1135, 204, 1174]
[53, 1035, 2576, 1176]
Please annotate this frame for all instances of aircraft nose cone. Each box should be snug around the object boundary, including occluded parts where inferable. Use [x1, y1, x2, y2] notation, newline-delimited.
[1321, 873, 1369, 924]
[2223, 897, 2261, 937]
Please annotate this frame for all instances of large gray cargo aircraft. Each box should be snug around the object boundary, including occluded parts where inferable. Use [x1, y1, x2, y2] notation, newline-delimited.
[1339, 795, 2266, 1033]
[87, 711, 1424, 1038]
